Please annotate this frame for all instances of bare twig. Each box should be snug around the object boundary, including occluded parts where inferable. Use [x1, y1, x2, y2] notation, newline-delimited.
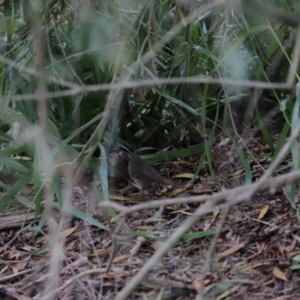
[40, 268, 107, 300]
[0, 268, 33, 282]
[103, 167, 300, 218]
[286, 25, 300, 85]
[197, 207, 229, 300]
[99, 167, 300, 219]
[2, 77, 295, 102]
[105, 216, 126, 273]
[0, 56, 80, 89]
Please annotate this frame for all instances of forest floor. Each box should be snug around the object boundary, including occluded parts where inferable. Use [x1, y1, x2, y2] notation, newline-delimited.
[1, 132, 300, 300]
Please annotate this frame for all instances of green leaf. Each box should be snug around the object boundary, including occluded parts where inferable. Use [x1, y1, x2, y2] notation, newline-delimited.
[0, 154, 29, 173]
[0, 167, 34, 211]
[181, 230, 216, 240]
[98, 144, 109, 201]
[33, 151, 42, 215]
[158, 90, 198, 115]
[142, 144, 204, 163]
[292, 254, 300, 262]
[291, 264, 300, 271]
[52, 202, 109, 231]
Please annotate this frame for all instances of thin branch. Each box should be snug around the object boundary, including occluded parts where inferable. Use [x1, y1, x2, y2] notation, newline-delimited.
[0, 268, 33, 282]
[0, 56, 80, 89]
[197, 207, 229, 300]
[100, 168, 300, 219]
[286, 25, 300, 85]
[3, 76, 295, 102]
[40, 268, 107, 300]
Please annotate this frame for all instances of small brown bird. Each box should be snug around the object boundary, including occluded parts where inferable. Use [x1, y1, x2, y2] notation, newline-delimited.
[128, 152, 174, 190]
[106, 145, 129, 179]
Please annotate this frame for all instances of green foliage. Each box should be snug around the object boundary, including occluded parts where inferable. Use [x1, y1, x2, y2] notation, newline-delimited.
[0, 0, 298, 217]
